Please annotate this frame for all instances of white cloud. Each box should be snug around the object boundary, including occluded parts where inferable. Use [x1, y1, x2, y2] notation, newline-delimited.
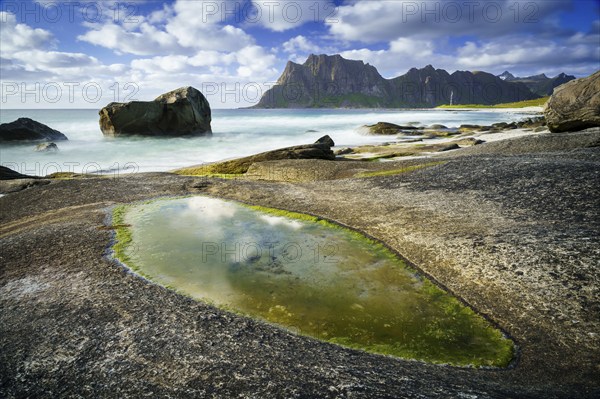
[251, 0, 335, 31]
[283, 35, 322, 54]
[0, 11, 54, 56]
[78, 22, 182, 56]
[328, 0, 574, 43]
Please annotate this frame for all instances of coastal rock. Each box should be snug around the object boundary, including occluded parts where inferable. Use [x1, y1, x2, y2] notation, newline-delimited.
[0, 166, 38, 180]
[363, 122, 419, 135]
[315, 135, 335, 147]
[0, 118, 68, 142]
[517, 117, 546, 129]
[99, 86, 212, 137]
[176, 135, 336, 175]
[545, 71, 600, 132]
[335, 148, 354, 155]
[453, 138, 485, 147]
[35, 142, 59, 152]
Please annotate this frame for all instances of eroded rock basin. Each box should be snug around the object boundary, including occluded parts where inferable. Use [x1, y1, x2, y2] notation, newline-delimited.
[113, 196, 514, 367]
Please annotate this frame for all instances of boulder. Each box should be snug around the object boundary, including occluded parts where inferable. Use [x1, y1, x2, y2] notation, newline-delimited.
[99, 86, 212, 137]
[545, 71, 600, 132]
[335, 147, 354, 155]
[0, 118, 68, 142]
[0, 166, 38, 180]
[453, 138, 485, 147]
[176, 136, 336, 175]
[363, 122, 420, 135]
[35, 142, 58, 152]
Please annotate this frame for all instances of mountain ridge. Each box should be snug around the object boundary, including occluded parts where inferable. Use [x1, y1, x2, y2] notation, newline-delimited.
[254, 54, 548, 109]
[496, 71, 576, 96]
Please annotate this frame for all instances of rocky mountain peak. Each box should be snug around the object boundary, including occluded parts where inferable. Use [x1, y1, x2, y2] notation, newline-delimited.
[498, 71, 516, 81]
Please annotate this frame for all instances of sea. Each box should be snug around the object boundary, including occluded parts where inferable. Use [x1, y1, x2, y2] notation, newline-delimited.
[0, 108, 535, 175]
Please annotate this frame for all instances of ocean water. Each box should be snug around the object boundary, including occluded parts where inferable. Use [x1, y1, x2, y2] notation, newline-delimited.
[1, 108, 534, 175]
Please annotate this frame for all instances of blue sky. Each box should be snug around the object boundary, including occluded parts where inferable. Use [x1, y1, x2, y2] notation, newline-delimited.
[1, 0, 599, 108]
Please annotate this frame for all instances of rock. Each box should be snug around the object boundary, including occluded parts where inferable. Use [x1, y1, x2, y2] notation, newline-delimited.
[176, 136, 336, 175]
[453, 138, 485, 147]
[438, 144, 460, 152]
[335, 148, 354, 156]
[458, 124, 482, 132]
[545, 71, 600, 132]
[0, 166, 38, 180]
[517, 117, 546, 129]
[99, 86, 212, 137]
[305, 129, 319, 133]
[35, 142, 58, 152]
[315, 135, 335, 147]
[492, 122, 509, 129]
[363, 122, 419, 135]
[428, 124, 448, 129]
[0, 118, 68, 142]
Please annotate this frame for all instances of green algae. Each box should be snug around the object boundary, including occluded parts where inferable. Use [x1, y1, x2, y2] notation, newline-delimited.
[111, 196, 514, 367]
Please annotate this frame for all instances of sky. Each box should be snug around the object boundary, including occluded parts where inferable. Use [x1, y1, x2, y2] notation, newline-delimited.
[1, 0, 599, 108]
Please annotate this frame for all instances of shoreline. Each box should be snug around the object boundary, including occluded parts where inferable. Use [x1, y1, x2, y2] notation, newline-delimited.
[1, 128, 598, 397]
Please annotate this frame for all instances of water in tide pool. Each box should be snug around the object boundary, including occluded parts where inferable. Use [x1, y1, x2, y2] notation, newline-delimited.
[1, 108, 532, 174]
[116, 196, 514, 366]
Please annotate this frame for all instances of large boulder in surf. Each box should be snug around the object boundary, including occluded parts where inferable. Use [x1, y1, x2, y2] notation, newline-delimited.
[0, 118, 68, 142]
[99, 86, 212, 137]
[545, 71, 600, 132]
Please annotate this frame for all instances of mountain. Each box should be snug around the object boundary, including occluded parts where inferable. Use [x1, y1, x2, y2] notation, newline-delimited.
[254, 54, 540, 108]
[498, 71, 516, 81]
[495, 71, 576, 96]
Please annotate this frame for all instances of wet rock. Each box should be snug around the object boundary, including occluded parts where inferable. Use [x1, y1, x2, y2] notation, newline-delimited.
[0, 118, 68, 142]
[35, 142, 58, 152]
[363, 122, 420, 135]
[99, 86, 212, 137]
[177, 136, 336, 175]
[335, 148, 354, 155]
[0, 166, 38, 180]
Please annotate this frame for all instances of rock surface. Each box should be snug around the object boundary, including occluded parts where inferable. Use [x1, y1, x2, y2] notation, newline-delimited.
[1, 130, 599, 398]
[0, 118, 68, 142]
[176, 135, 336, 175]
[35, 142, 58, 152]
[545, 71, 600, 132]
[363, 122, 419, 135]
[99, 86, 212, 137]
[0, 166, 38, 180]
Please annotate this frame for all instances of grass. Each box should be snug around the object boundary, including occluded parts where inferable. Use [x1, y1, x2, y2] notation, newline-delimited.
[356, 162, 446, 178]
[437, 96, 549, 109]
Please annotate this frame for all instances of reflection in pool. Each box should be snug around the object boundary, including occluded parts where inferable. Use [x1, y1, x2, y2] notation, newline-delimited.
[113, 196, 514, 367]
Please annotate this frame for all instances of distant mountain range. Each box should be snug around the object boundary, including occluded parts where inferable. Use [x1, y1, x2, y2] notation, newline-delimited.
[254, 54, 574, 109]
[497, 71, 576, 96]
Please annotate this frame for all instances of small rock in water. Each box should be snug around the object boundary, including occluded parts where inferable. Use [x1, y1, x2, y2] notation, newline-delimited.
[335, 148, 354, 155]
[35, 142, 58, 152]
